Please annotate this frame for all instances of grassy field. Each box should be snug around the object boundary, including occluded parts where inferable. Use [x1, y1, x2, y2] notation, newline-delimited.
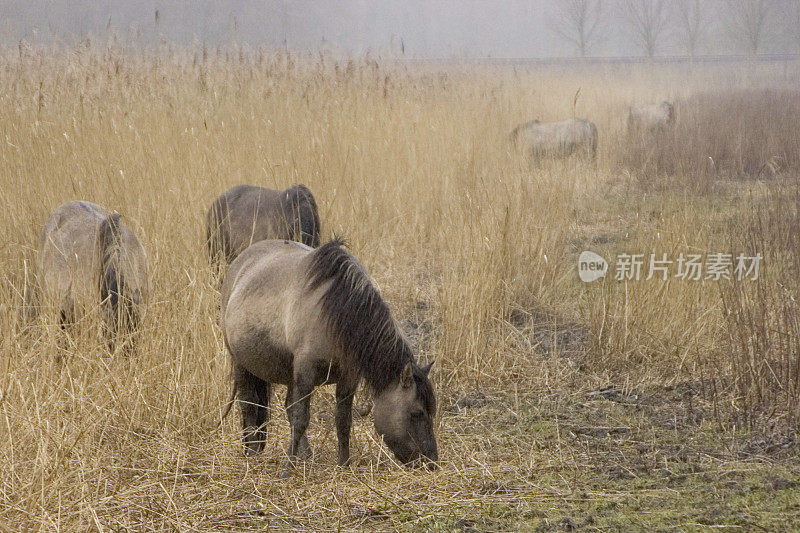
[1, 44, 800, 531]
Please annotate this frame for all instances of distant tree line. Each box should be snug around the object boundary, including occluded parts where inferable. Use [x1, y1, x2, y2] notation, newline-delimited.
[552, 0, 800, 58]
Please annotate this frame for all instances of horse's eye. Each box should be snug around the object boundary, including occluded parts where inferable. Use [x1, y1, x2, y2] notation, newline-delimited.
[410, 411, 424, 421]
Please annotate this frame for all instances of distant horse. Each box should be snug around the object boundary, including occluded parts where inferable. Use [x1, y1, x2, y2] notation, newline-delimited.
[28, 201, 148, 352]
[206, 184, 321, 275]
[627, 101, 676, 137]
[510, 118, 598, 162]
[220, 238, 438, 473]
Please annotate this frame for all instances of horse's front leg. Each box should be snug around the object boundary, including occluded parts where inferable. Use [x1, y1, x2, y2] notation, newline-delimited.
[335, 377, 357, 467]
[285, 380, 311, 460]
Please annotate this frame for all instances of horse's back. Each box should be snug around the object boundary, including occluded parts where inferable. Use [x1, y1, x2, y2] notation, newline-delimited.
[513, 118, 592, 158]
[208, 185, 287, 261]
[39, 201, 108, 300]
[208, 184, 321, 265]
[41, 201, 107, 247]
[38, 200, 148, 315]
[221, 239, 315, 384]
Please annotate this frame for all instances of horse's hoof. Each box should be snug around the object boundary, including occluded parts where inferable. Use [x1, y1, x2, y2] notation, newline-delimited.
[279, 464, 294, 478]
[244, 444, 260, 457]
[297, 447, 313, 461]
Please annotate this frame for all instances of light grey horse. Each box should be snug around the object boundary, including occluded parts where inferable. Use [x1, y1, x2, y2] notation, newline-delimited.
[510, 118, 598, 161]
[27, 201, 148, 352]
[627, 101, 676, 136]
[220, 238, 438, 474]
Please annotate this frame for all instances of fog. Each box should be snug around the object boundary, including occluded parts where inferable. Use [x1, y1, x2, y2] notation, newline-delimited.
[1, 0, 798, 58]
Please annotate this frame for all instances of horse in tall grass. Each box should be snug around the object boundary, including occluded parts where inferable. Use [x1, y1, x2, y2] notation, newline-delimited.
[627, 101, 675, 137]
[25, 201, 148, 353]
[510, 118, 598, 162]
[206, 184, 321, 276]
[220, 238, 438, 474]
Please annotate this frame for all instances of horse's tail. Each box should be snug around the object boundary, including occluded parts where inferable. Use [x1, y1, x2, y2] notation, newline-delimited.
[287, 184, 321, 248]
[97, 214, 127, 334]
[217, 381, 238, 429]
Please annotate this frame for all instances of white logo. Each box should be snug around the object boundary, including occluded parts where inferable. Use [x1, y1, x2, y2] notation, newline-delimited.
[578, 251, 608, 282]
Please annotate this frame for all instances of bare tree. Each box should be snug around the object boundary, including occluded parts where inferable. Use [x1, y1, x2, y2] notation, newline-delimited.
[675, 0, 708, 59]
[551, 0, 605, 57]
[620, 0, 670, 58]
[725, 0, 776, 56]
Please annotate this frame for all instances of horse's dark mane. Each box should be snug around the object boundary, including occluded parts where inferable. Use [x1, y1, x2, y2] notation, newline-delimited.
[97, 213, 137, 329]
[306, 238, 414, 393]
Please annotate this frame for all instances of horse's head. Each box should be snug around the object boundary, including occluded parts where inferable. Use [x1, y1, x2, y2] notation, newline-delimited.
[373, 360, 438, 469]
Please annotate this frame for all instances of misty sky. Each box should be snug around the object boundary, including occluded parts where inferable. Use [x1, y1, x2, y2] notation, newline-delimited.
[1, 1, 796, 58]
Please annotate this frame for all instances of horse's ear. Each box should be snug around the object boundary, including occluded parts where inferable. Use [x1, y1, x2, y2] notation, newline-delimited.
[401, 362, 413, 388]
[422, 361, 434, 376]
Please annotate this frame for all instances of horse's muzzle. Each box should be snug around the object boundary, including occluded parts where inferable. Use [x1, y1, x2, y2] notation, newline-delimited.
[420, 447, 438, 470]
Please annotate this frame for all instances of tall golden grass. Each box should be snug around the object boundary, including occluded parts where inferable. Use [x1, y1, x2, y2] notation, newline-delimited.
[1, 42, 799, 529]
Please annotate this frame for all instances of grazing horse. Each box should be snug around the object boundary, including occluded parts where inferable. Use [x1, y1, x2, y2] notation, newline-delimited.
[220, 238, 438, 473]
[32, 201, 148, 352]
[206, 184, 321, 275]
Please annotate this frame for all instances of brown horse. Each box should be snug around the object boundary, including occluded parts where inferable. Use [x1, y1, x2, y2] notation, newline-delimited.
[220, 238, 437, 473]
[28, 201, 148, 352]
[206, 184, 321, 275]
